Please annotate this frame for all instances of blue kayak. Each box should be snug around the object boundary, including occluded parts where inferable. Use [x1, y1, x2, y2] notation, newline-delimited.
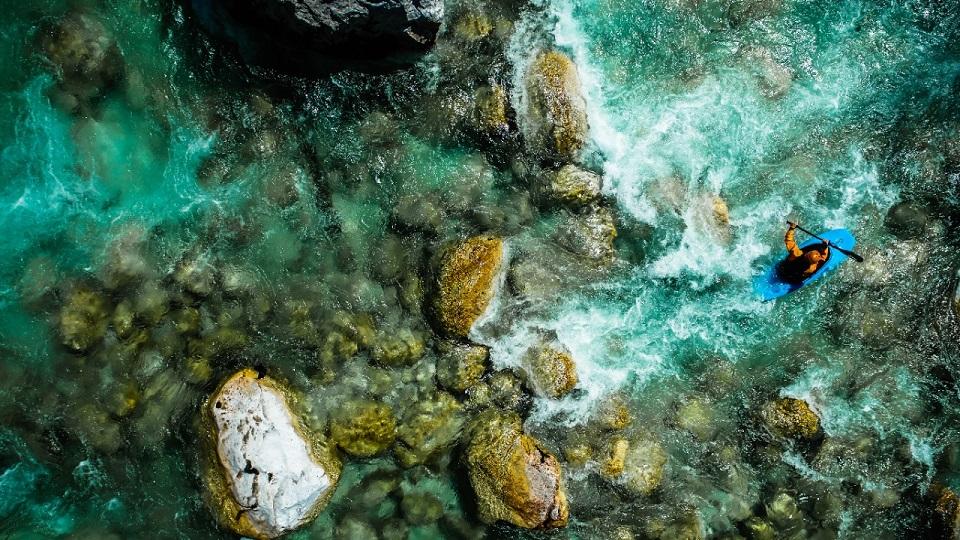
[754, 228, 856, 301]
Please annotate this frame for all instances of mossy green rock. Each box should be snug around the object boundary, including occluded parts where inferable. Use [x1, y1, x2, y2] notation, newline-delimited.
[395, 391, 464, 467]
[432, 235, 504, 338]
[59, 285, 109, 352]
[525, 50, 589, 161]
[330, 400, 397, 458]
[762, 397, 822, 441]
[464, 411, 569, 528]
[523, 341, 578, 399]
[436, 341, 489, 393]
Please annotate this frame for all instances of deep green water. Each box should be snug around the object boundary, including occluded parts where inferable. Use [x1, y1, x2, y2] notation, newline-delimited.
[1, 0, 960, 538]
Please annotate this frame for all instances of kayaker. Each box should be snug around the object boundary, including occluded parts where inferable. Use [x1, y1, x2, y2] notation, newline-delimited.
[779, 221, 830, 283]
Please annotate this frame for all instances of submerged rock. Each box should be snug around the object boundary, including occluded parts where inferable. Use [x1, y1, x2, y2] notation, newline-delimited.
[885, 200, 931, 239]
[431, 235, 504, 338]
[620, 437, 668, 496]
[436, 341, 489, 393]
[524, 50, 589, 161]
[465, 411, 569, 528]
[192, 0, 443, 73]
[473, 85, 511, 138]
[59, 285, 109, 352]
[395, 391, 464, 467]
[39, 13, 124, 112]
[762, 397, 822, 442]
[556, 206, 618, 262]
[931, 483, 960, 538]
[522, 338, 578, 399]
[537, 164, 603, 208]
[370, 329, 426, 367]
[201, 369, 341, 539]
[330, 400, 397, 458]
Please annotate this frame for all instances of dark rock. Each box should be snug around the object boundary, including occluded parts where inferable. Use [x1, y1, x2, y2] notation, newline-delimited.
[885, 201, 930, 239]
[190, 0, 443, 73]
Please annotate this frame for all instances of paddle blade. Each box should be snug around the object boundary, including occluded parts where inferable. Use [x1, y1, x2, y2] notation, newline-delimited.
[837, 246, 864, 262]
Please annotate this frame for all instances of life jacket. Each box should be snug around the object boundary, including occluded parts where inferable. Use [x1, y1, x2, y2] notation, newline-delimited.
[777, 243, 830, 284]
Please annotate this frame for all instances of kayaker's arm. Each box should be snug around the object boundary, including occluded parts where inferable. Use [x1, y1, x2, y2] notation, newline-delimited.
[785, 225, 803, 259]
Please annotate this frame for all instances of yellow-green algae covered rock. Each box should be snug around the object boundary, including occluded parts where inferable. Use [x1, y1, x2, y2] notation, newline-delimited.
[59, 285, 109, 352]
[432, 235, 504, 338]
[762, 397, 822, 441]
[200, 369, 341, 539]
[464, 410, 569, 529]
[525, 50, 589, 161]
[330, 400, 397, 458]
[523, 341, 578, 399]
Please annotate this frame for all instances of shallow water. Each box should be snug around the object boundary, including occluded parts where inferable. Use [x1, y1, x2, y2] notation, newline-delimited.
[1, 0, 960, 538]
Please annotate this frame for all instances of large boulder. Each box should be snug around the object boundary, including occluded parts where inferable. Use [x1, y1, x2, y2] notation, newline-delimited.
[201, 369, 341, 539]
[536, 164, 602, 208]
[431, 235, 505, 338]
[464, 411, 569, 529]
[523, 50, 589, 161]
[762, 397, 822, 442]
[521, 338, 578, 399]
[191, 0, 443, 73]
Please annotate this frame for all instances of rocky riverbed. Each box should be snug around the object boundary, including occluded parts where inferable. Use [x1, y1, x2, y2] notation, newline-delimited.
[1, 0, 960, 538]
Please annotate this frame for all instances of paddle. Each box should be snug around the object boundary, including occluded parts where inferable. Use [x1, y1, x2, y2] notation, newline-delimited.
[787, 221, 864, 262]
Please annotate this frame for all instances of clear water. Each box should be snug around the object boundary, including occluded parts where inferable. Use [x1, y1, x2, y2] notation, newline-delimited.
[1, 0, 959, 538]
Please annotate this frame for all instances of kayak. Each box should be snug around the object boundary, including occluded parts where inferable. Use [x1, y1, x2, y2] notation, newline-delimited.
[754, 228, 856, 301]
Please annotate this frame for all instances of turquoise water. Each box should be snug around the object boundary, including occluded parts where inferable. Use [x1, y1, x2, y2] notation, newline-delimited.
[1, 0, 959, 537]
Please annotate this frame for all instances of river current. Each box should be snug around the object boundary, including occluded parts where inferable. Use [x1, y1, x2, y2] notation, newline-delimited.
[1, 0, 960, 538]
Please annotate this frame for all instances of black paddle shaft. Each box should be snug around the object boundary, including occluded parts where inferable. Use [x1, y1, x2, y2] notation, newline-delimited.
[787, 221, 865, 263]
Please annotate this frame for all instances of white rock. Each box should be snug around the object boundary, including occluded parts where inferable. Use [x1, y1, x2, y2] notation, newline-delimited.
[206, 369, 339, 538]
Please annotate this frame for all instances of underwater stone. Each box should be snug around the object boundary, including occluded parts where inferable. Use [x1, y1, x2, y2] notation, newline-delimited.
[59, 285, 110, 352]
[595, 395, 632, 430]
[524, 50, 589, 161]
[329, 400, 397, 458]
[400, 491, 444, 525]
[335, 516, 378, 540]
[556, 206, 618, 262]
[71, 403, 122, 454]
[762, 397, 822, 442]
[522, 339, 578, 399]
[192, 0, 443, 73]
[931, 483, 960, 538]
[111, 299, 136, 340]
[464, 410, 569, 528]
[600, 437, 630, 478]
[395, 391, 464, 467]
[620, 437, 668, 496]
[453, 10, 493, 41]
[473, 85, 511, 137]
[370, 329, 426, 367]
[39, 13, 123, 112]
[431, 235, 504, 338]
[538, 165, 602, 208]
[201, 369, 341, 539]
[435, 341, 489, 394]
[744, 517, 776, 540]
[885, 200, 931, 239]
[676, 398, 718, 441]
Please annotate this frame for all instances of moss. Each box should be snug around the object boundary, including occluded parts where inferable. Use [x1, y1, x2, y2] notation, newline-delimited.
[464, 410, 569, 529]
[621, 437, 667, 496]
[370, 329, 426, 367]
[59, 285, 110, 352]
[436, 342, 489, 393]
[600, 437, 629, 478]
[395, 391, 463, 467]
[526, 50, 588, 161]
[474, 85, 510, 136]
[330, 400, 397, 458]
[762, 397, 822, 441]
[432, 235, 504, 338]
[524, 342, 578, 399]
[453, 12, 493, 41]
